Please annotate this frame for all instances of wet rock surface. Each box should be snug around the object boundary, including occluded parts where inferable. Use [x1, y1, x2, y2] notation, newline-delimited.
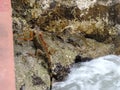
[74, 55, 93, 63]
[12, 0, 120, 90]
[53, 63, 70, 82]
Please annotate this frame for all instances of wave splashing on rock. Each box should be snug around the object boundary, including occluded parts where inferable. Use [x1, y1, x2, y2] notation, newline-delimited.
[53, 55, 120, 90]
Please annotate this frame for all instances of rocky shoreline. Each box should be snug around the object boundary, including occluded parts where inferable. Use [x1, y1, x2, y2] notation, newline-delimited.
[12, 0, 120, 90]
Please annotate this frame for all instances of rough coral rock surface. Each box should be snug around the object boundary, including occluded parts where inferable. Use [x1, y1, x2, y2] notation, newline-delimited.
[12, 0, 120, 90]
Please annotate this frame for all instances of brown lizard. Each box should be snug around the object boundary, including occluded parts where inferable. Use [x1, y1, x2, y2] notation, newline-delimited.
[33, 30, 53, 90]
[18, 29, 53, 90]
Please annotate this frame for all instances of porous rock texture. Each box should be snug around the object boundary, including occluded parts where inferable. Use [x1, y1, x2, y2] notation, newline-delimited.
[12, 0, 120, 90]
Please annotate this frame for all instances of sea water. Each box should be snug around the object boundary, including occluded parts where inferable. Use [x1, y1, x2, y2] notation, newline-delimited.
[53, 55, 120, 90]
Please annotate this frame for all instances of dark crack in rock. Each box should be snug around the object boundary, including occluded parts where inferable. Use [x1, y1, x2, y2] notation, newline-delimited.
[20, 84, 25, 90]
[53, 63, 70, 82]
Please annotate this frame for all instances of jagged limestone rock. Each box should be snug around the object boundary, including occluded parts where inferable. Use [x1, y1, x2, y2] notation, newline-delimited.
[12, 0, 120, 90]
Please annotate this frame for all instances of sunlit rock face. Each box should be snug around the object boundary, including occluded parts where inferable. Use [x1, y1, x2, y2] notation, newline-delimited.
[76, 0, 97, 10]
[53, 55, 120, 90]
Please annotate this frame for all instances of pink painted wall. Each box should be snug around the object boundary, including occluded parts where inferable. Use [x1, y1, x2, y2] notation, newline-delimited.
[0, 0, 16, 90]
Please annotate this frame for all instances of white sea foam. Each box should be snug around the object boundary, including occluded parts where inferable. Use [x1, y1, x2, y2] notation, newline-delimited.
[53, 55, 120, 90]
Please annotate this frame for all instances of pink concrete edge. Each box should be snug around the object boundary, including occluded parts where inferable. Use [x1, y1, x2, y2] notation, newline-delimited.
[0, 0, 16, 90]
